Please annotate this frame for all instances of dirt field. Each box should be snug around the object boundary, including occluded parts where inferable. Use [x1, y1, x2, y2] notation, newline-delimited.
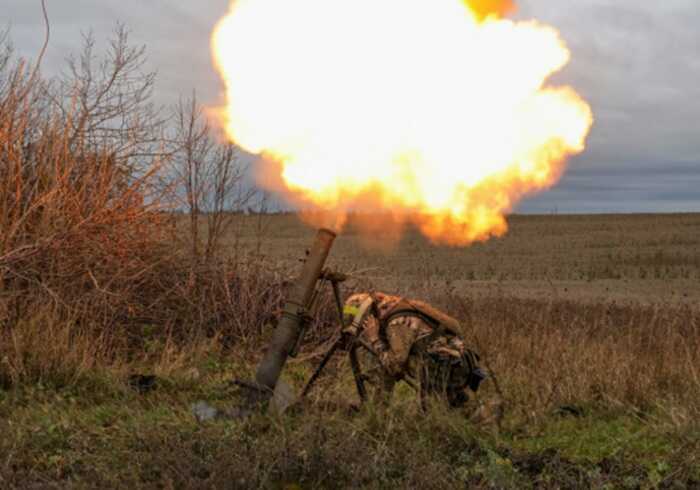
[226, 212, 700, 306]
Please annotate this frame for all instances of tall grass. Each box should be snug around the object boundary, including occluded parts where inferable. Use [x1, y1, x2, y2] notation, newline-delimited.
[444, 295, 700, 417]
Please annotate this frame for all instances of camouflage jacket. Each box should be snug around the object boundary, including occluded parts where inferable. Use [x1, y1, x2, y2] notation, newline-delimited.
[344, 292, 468, 379]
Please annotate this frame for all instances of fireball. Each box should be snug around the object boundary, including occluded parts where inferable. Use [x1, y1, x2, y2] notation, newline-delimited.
[212, 0, 593, 245]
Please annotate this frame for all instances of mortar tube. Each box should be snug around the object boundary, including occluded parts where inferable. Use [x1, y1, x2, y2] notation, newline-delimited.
[254, 228, 337, 392]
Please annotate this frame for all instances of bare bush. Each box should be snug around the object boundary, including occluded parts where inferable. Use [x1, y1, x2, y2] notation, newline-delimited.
[0, 25, 169, 323]
[0, 26, 286, 386]
[166, 94, 254, 262]
[55, 25, 164, 170]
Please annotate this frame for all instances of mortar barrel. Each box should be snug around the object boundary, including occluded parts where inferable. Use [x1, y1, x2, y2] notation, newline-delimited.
[254, 228, 337, 391]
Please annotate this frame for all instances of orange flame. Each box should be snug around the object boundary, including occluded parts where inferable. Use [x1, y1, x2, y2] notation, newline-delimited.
[465, 0, 516, 21]
[212, 0, 593, 245]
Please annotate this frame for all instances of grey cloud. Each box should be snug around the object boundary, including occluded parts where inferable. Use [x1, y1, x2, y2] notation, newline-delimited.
[515, 0, 699, 212]
[5, 0, 229, 108]
[519, 157, 699, 213]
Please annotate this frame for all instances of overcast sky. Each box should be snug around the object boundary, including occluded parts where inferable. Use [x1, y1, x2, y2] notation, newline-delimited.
[4, 0, 699, 213]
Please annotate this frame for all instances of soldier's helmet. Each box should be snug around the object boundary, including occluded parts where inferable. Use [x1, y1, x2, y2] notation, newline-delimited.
[344, 292, 371, 310]
[342, 292, 401, 326]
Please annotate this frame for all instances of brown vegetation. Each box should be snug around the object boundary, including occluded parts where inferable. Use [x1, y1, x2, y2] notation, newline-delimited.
[0, 27, 291, 388]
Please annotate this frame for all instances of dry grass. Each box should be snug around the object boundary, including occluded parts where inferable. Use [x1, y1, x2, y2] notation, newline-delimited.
[447, 295, 699, 417]
[188, 212, 700, 417]
[228, 212, 700, 284]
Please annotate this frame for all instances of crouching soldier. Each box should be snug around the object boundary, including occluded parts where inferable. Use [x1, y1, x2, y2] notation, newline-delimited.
[342, 292, 489, 411]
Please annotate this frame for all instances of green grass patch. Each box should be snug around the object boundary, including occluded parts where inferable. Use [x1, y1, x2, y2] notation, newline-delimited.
[509, 413, 675, 464]
[1, 365, 698, 489]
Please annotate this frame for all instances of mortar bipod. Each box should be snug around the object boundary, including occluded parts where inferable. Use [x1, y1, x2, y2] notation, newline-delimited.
[289, 268, 348, 358]
[300, 290, 422, 405]
[301, 292, 378, 403]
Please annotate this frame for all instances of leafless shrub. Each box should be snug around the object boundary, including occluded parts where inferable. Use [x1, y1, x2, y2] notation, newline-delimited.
[166, 94, 254, 262]
[0, 25, 287, 386]
[55, 25, 164, 171]
[0, 23, 169, 319]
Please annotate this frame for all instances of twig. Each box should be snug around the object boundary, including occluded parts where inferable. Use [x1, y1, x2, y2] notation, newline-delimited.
[18, 0, 50, 103]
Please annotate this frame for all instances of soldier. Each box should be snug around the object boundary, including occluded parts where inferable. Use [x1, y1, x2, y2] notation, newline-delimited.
[343, 292, 488, 410]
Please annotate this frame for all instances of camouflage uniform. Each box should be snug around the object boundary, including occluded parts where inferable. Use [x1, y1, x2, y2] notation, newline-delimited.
[344, 292, 484, 408]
